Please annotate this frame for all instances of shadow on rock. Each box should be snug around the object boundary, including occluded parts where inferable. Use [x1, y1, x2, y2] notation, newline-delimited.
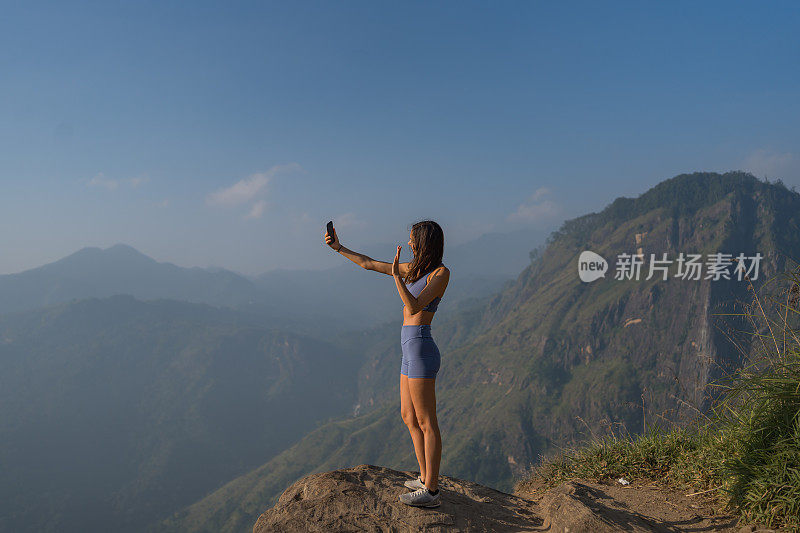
[253, 464, 543, 532]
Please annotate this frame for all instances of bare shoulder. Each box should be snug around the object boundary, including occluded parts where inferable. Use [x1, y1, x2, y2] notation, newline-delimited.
[432, 264, 450, 280]
[432, 265, 450, 296]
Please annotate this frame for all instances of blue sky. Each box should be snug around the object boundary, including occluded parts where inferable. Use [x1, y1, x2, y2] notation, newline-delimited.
[1, 1, 798, 275]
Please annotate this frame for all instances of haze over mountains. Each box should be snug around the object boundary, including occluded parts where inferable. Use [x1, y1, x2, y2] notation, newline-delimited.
[0, 225, 546, 532]
[3, 172, 798, 533]
[162, 172, 800, 533]
[0, 227, 548, 337]
[0, 296, 363, 532]
[0, 244, 256, 313]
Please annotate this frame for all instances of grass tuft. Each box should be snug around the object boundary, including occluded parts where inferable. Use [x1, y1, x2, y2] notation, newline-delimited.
[520, 267, 800, 530]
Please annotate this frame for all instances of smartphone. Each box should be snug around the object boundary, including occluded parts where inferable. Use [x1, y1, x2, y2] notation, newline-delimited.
[326, 220, 335, 241]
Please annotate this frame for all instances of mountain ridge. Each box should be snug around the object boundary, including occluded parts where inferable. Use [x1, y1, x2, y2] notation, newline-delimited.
[0, 230, 546, 336]
[0, 295, 362, 533]
[163, 171, 800, 532]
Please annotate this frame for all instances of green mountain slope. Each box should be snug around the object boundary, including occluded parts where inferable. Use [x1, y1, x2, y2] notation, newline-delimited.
[166, 172, 800, 533]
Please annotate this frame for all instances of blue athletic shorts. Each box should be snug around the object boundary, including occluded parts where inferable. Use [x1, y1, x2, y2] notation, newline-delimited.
[401, 325, 441, 379]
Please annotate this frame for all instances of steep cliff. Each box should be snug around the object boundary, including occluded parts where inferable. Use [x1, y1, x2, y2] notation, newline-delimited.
[165, 172, 800, 532]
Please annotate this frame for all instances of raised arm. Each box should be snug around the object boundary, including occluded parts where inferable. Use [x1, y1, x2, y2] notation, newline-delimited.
[325, 227, 410, 276]
[364, 254, 411, 276]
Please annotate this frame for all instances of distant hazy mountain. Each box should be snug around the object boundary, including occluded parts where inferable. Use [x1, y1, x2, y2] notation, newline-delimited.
[0, 295, 361, 533]
[441, 227, 552, 278]
[165, 172, 800, 533]
[0, 228, 549, 336]
[0, 244, 259, 314]
[250, 226, 551, 331]
[352, 225, 552, 278]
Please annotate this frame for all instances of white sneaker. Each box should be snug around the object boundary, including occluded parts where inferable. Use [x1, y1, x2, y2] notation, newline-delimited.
[399, 487, 441, 508]
[404, 476, 426, 490]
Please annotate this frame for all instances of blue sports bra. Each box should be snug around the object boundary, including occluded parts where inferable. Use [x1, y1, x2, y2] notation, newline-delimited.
[404, 263, 444, 312]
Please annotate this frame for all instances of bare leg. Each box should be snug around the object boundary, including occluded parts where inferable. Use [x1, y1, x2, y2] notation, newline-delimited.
[400, 374, 426, 481]
[408, 377, 441, 491]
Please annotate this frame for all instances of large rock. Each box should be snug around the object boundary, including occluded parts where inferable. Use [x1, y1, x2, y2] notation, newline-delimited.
[252, 464, 541, 532]
[253, 465, 741, 532]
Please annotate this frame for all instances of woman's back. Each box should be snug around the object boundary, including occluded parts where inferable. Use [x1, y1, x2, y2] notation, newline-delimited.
[403, 263, 445, 323]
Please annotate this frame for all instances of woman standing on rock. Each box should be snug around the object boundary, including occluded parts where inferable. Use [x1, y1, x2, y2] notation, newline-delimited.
[325, 219, 449, 508]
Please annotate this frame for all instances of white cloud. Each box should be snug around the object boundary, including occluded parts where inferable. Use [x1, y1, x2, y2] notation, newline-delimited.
[529, 186, 550, 202]
[245, 200, 267, 219]
[129, 176, 150, 188]
[206, 163, 303, 220]
[206, 163, 302, 207]
[87, 172, 119, 190]
[743, 149, 797, 180]
[334, 212, 366, 229]
[206, 173, 270, 207]
[87, 173, 150, 190]
[507, 187, 560, 223]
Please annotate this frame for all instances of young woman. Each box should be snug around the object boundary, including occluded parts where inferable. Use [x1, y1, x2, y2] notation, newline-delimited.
[324, 220, 449, 508]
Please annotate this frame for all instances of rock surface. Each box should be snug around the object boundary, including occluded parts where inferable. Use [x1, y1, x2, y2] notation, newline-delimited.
[253, 464, 541, 532]
[532, 480, 739, 532]
[252, 464, 742, 532]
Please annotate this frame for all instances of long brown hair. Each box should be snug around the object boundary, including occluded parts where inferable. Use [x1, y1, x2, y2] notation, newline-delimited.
[403, 220, 444, 284]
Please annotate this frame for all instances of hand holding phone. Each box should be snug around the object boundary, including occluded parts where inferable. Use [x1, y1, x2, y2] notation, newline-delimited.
[325, 221, 339, 250]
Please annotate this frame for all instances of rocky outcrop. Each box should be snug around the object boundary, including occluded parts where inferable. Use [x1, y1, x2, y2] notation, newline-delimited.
[252, 464, 741, 532]
[252, 464, 540, 532]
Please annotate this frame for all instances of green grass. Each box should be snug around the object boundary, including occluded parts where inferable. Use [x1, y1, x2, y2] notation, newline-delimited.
[519, 268, 800, 530]
[518, 425, 731, 495]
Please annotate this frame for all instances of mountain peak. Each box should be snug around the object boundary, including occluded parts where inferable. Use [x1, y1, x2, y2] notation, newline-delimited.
[105, 243, 147, 255]
[62, 243, 154, 262]
[549, 171, 798, 246]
